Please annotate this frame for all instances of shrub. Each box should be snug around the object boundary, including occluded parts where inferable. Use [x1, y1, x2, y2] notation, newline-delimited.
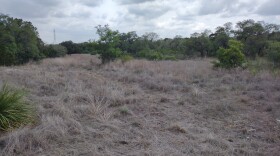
[43, 44, 68, 58]
[120, 54, 133, 63]
[0, 84, 34, 131]
[163, 55, 177, 60]
[214, 39, 246, 69]
[138, 49, 163, 60]
[266, 42, 280, 67]
[99, 47, 122, 64]
[59, 41, 80, 54]
[267, 50, 280, 66]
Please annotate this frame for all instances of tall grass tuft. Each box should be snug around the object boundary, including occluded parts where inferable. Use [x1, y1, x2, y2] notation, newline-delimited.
[0, 84, 34, 131]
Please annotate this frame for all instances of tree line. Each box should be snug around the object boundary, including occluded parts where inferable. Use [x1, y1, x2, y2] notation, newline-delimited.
[1, 14, 280, 67]
[91, 21, 280, 66]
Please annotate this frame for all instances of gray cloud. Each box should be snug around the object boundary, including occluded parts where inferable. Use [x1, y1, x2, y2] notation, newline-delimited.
[0, 0, 61, 18]
[198, 0, 257, 16]
[71, 11, 92, 18]
[257, 0, 280, 15]
[78, 0, 104, 7]
[0, 0, 279, 43]
[116, 0, 156, 5]
[128, 5, 170, 19]
[175, 15, 194, 22]
[52, 12, 68, 18]
[198, 0, 234, 15]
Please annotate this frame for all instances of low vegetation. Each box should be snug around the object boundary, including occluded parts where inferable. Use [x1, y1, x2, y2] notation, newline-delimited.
[0, 84, 34, 131]
[43, 44, 67, 58]
[0, 55, 279, 155]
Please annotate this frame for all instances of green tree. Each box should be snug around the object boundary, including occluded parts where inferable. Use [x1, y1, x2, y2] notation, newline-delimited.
[0, 32, 17, 66]
[214, 40, 246, 69]
[95, 25, 122, 64]
[0, 14, 44, 65]
[189, 30, 212, 57]
[60, 41, 81, 54]
[118, 31, 138, 55]
[235, 19, 267, 58]
[209, 23, 233, 56]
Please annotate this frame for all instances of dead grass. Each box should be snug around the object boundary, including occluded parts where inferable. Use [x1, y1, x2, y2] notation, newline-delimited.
[0, 54, 279, 155]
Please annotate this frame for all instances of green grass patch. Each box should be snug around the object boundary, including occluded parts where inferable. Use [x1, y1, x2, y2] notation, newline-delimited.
[247, 57, 280, 75]
[120, 54, 134, 63]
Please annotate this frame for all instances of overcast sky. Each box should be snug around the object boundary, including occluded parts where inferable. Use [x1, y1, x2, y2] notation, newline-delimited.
[1, 0, 279, 43]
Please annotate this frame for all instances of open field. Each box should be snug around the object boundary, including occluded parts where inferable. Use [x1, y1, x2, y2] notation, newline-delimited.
[0, 54, 279, 156]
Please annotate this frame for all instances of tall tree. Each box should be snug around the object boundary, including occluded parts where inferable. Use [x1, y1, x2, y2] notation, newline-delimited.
[235, 19, 267, 57]
[0, 14, 43, 65]
[209, 23, 233, 56]
[190, 31, 212, 57]
[95, 25, 122, 64]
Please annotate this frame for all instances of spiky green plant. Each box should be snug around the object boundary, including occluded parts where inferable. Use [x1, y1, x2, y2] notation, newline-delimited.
[0, 84, 34, 131]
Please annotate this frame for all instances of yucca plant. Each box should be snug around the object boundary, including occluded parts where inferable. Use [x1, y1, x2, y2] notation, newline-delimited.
[0, 84, 34, 131]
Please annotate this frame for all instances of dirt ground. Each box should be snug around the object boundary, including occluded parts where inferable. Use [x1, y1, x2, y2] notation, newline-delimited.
[0, 54, 279, 156]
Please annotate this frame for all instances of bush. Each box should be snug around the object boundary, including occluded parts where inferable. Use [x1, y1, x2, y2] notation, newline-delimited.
[266, 42, 280, 66]
[267, 50, 280, 66]
[43, 44, 68, 58]
[0, 84, 34, 131]
[99, 47, 122, 64]
[138, 49, 163, 60]
[214, 40, 246, 69]
[163, 55, 177, 60]
[120, 54, 133, 63]
[59, 41, 80, 54]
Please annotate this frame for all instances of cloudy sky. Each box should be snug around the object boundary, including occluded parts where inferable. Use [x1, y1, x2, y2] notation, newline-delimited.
[1, 0, 279, 43]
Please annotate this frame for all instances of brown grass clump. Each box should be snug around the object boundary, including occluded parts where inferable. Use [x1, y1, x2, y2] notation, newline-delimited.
[0, 54, 279, 155]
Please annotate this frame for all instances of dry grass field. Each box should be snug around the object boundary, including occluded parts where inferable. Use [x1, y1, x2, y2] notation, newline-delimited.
[0, 54, 279, 156]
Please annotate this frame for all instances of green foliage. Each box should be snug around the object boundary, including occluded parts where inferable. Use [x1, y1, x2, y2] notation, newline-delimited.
[59, 41, 96, 54]
[43, 44, 67, 58]
[214, 40, 246, 69]
[99, 47, 122, 64]
[189, 30, 212, 57]
[138, 49, 163, 60]
[0, 33, 17, 66]
[137, 49, 177, 61]
[235, 20, 268, 58]
[1, 15, 279, 66]
[59, 41, 80, 54]
[95, 25, 123, 64]
[118, 31, 139, 55]
[119, 107, 129, 115]
[120, 54, 133, 63]
[247, 57, 274, 74]
[266, 42, 280, 66]
[78, 42, 96, 54]
[0, 14, 43, 65]
[209, 23, 232, 56]
[267, 50, 280, 66]
[163, 55, 177, 60]
[0, 84, 34, 131]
